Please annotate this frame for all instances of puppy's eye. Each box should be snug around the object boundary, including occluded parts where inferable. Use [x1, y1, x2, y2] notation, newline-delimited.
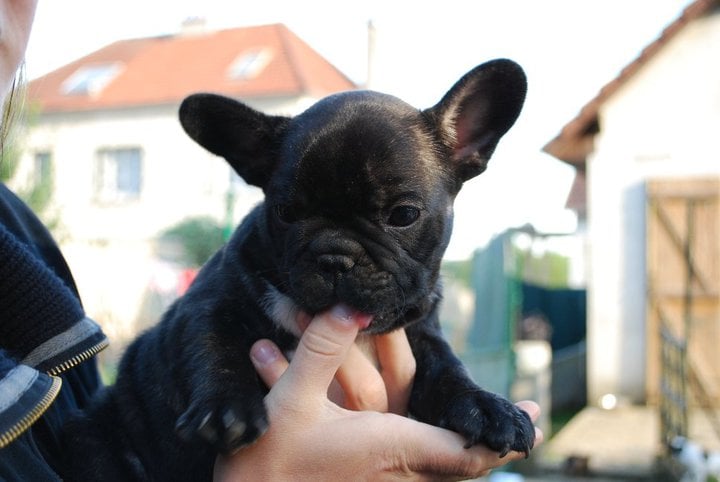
[387, 205, 420, 227]
[275, 204, 299, 224]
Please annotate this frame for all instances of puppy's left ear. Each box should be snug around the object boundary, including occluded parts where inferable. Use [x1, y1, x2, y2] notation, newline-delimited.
[179, 93, 290, 188]
[426, 59, 527, 183]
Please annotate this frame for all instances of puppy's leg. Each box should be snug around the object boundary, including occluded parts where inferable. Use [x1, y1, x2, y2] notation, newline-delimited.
[406, 314, 535, 457]
[172, 327, 269, 455]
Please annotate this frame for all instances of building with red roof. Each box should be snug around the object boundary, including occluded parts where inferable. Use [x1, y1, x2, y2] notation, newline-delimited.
[28, 22, 354, 113]
[12, 23, 356, 340]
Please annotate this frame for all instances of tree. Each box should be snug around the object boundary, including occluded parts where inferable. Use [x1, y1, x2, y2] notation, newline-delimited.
[1, 95, 57, 230]
[159, 216, 225, 268]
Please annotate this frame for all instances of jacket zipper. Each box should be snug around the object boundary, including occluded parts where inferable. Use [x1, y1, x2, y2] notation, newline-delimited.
[47, 338, 110, 376]
[0, 338, 109, 448]
[0, 376, 62, 448]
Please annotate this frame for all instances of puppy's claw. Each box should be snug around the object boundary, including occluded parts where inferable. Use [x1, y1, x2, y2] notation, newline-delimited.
[197, 412, 218, 442]
[175, 399, 268, 453]
[222, 409, 248, 448]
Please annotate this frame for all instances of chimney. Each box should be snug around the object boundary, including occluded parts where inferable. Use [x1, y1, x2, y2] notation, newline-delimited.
[180, 17, 209, 37]
[366, 20, 376, 89]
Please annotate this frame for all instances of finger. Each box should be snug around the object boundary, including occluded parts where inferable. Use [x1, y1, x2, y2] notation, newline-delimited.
[335, 344, 388, 411]
[534, 426, 545, 446]
[326, 378, 347, 407]
[514, 400, 545, 447]
[515, 400, 540, 422]
[383, 415, 529, 480]
[374, 329, 416, 415]
[279, 304, 368, 401]
[249, 339, 290, 388]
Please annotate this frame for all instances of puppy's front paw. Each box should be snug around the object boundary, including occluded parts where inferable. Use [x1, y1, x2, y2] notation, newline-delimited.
[441, 390, 535, 457]
[175, 397, 268, 454]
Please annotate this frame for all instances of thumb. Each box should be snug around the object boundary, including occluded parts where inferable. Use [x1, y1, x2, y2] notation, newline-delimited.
[278, 304, 369, 400]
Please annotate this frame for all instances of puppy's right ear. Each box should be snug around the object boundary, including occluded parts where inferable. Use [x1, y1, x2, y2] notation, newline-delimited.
[179, 93, 290, 188]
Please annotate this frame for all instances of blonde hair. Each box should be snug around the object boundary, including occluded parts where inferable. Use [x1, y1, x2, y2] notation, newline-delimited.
[1, 65, 26, 159]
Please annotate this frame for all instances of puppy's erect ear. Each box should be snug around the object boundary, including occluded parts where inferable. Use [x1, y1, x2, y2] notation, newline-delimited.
[425, 59, 527, 183]
[179, 93, 290, 188]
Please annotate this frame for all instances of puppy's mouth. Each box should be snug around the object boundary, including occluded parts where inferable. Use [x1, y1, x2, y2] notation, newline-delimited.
[263, 286, 380, 337]
[295, 306, 374, 333]
[262, 286, 422, 337]
[272, 240, 432, 334]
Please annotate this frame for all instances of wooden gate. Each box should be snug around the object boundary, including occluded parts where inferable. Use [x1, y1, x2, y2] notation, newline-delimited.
[646, 178, 720, 442]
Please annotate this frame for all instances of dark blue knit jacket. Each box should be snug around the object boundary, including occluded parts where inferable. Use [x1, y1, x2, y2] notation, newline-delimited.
[0, 183, 108, 481]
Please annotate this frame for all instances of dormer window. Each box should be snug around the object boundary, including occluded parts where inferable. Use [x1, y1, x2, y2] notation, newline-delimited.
[227, 49, 272, 80]
[61, 63, 122, 96]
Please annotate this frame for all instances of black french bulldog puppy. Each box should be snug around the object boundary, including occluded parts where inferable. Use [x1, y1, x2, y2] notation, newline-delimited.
[63, 59, 534, 481]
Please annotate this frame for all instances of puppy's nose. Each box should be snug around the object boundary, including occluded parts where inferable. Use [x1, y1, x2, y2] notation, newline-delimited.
[317, 254, 355, 273]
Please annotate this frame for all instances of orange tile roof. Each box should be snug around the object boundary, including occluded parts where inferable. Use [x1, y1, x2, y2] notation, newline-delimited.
[543, 0, 718, 167]
[28, 23, 357, 113]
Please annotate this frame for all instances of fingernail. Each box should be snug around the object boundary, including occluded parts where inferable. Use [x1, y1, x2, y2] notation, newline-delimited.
[251, 341, 280, 365]
[330, 303, 355, 323]
[297, 310, 312, 333]
[329, 305, 373, 329]
[355, 313, 373, 329]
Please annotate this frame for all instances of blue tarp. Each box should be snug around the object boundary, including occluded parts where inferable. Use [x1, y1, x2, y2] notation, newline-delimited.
[521, 282, 586, 351]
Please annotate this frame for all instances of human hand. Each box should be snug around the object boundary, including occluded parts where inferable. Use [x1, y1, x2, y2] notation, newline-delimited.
[261, 306, 416, 414]
[214, 305, 543, 481]
[304, 315, 416, 414]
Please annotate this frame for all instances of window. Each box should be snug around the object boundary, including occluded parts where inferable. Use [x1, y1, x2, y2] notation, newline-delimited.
[61, 63, 122, 96]
[227, 49, 272, 80]
[33, 151, 52, 188]
[94, 147, 142, 203]
[25, 151, 54, 210]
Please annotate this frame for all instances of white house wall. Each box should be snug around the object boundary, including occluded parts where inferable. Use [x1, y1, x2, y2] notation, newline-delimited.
[586, 12, 720, 404]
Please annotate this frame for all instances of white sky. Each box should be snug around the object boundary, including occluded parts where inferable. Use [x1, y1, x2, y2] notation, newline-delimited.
[25, 0, 693, 259]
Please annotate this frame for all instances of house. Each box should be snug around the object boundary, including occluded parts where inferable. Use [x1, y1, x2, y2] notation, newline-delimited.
[15, 22, 356, 345]
[543, 0, 720, 409]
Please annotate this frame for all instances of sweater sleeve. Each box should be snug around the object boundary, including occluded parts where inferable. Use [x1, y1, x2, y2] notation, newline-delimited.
[0, 185, 108, 458]
[0, 223, 107, 374]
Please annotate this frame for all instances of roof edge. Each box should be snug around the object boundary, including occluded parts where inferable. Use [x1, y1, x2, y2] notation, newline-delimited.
[542, 0, 718, 165]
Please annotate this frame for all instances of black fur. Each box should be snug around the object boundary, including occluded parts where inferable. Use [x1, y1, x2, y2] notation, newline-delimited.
[62, 59, 534, 481]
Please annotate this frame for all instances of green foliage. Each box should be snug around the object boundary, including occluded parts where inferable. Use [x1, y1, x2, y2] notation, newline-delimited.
[0, 142, 20, 182]
[2, 97, 57, 230]
[514, 245, 570, 288]
[441, 259, 473, 289]
[1, 149, 58, 233]
[160, 216, 225, 267]
[22, 169, 54, 215]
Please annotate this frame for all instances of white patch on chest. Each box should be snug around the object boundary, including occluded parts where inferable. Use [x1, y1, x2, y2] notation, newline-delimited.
[261, 285, 303, 337]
